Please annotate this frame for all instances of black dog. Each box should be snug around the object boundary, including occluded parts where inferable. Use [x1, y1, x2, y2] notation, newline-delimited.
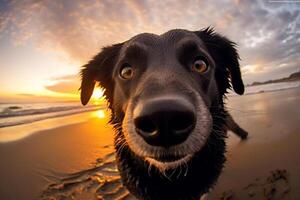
[80, 28, 246, 200]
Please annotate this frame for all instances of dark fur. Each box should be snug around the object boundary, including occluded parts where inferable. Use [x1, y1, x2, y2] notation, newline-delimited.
[80, 28, 245, 200]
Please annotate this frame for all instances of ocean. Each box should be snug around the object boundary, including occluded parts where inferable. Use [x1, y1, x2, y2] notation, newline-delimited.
[0, 81, 299, 129]
[0, 102, 103, 128]
[243, 81, 300, 95]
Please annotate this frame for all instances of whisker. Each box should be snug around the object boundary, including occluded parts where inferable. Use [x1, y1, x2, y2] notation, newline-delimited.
[176, 164, 183, 179]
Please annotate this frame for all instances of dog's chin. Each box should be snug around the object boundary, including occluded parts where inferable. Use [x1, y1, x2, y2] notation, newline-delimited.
[145, 154, 193, 171]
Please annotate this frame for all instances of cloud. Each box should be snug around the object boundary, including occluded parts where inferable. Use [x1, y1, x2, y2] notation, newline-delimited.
[1, 0, 300, 84]
[45, 81, 79, 94]
[45, 74, 80, 94]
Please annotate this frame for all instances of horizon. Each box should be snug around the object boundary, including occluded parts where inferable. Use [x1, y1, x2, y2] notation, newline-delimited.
[1, 0, 300, 102]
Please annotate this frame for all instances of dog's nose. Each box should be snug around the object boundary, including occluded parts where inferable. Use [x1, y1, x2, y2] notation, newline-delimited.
[133, 98, 196, 147]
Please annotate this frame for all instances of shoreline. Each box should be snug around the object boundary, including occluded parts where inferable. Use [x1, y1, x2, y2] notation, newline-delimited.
[227, 81, 300, 97]
[1, 83, 299, 142]
[0, 106, 102, 128]
[0, 109, 107, 143]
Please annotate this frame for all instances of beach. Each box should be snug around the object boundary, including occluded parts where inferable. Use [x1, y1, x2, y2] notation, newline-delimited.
[0, 87, 300, 200]
[209, 87, 300, 199]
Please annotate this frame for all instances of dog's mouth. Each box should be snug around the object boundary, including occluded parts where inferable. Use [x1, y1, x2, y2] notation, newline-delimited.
[149, 154, 187, 162]
[145, 154, 193, 170]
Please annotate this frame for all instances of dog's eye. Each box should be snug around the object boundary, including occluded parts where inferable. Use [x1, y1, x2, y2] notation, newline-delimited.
[192, 58, 208, 73]
[120, 64, 134, 80]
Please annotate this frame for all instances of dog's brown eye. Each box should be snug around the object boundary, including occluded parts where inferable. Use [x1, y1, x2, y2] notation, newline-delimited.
[192, 59, 208, 73]
[120, 64, 134, 79]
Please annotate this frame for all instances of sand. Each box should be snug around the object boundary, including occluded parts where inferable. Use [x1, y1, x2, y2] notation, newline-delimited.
[0, 87, 299, 200]
[209, 87, 300, 199]
[0, 112, 116, 200]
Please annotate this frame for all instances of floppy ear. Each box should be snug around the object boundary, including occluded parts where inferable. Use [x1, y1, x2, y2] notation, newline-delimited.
[80, 43, 123, 105]
[195, 27, 244, 95]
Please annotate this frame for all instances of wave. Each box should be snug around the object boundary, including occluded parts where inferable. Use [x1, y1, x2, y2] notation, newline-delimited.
[245, 81, 300, 95]
[228, 81, 300, 96]
[0, 105, 87, 118]
[0, 103, 104, 128]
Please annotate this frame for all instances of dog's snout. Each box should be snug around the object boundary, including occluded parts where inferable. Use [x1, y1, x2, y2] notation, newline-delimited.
[133, 98, 196, 147]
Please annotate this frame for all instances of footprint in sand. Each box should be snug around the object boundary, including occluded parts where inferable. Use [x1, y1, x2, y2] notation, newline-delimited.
[219, 169, 291, 200]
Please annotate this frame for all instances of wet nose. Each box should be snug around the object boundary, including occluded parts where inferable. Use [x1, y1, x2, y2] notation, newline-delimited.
[133, 98, 196, 147]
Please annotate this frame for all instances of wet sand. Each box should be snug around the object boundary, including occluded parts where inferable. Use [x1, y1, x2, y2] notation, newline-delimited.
[0, 87, 299, 200]
[0, 111, 116, 200]
[209, 87, 300, 199]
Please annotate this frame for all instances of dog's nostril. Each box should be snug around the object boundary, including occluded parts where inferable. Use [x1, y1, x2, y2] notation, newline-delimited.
[170, 112, 195, 132]
[133, 97, 196, 147]
[134, 117, 157, 134]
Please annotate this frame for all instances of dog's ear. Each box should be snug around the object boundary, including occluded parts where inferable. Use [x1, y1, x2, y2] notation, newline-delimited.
[80, 43, 123, 105]
[195, 28, 244, 95]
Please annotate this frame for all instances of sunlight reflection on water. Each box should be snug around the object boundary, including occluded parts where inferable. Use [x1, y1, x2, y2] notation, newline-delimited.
[95, 109, 106, 119]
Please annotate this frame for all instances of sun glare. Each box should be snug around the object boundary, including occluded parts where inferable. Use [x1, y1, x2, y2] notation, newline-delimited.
[92, 88, 104, 99]
[96, 110, 106, 118]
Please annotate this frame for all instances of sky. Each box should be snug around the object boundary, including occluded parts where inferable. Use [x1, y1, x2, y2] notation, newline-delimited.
[0, 0, 299, 102]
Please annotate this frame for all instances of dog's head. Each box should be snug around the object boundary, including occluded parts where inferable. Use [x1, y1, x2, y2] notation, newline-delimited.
[80, 28, 244, 172]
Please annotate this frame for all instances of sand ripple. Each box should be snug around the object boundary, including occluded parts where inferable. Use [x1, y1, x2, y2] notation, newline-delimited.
[40, 152, 136, 200]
